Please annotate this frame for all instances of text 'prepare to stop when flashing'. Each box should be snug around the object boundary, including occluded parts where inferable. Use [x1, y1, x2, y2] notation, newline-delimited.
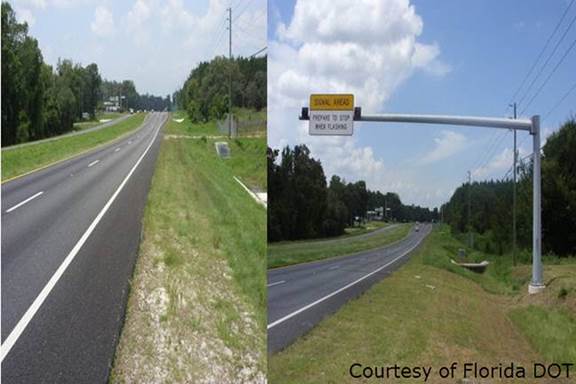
[349, 362, 574, 381]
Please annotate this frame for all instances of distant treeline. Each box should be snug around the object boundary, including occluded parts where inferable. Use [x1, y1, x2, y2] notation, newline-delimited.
[268, 145, 438, 242]
[101, 80, 171, 112]
[1, 2, 168, 147]
[173, 55, 266, 123]
[442, 119, 576, 257]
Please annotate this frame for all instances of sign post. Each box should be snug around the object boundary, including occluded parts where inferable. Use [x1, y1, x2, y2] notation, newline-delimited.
[300, 97, 544, 294]
[309, 94, 354, 136]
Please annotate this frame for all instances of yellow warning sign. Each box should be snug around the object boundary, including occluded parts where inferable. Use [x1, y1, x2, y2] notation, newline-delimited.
[310, 94, 354, 111]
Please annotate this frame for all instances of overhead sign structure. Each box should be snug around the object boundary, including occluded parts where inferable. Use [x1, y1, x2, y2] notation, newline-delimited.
[300, 103, 545, 295]
[309, 94, 354, 136]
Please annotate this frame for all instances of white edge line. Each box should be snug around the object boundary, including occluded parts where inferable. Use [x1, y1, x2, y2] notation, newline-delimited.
[0, 118, 164, 363]
[267, 229, 428, 330]
[233, 176, 266, 208]
[114, 147, 121, 152]
[88, 160, 100, 167]
[267, 280, 286, 288]
[5, 191, 44, 213]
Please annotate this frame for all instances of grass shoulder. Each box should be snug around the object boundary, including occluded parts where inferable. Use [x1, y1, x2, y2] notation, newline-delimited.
[268, 223, 412, 269]
[2, 113, 145, 181]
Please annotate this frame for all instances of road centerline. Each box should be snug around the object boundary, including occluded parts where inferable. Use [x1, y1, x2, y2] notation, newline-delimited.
[5, 191, 44, 213]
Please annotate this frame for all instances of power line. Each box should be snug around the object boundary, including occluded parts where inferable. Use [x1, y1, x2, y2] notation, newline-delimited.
[508, 0, 575, 105]
[544, 80, 576, 119]
[520, 36, 576, 115]
[517, 12, 576, 109]
[233, 0, 256, 23]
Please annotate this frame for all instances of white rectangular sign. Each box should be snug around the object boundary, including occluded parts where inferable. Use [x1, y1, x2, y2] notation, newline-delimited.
[309, 110, 354, 136]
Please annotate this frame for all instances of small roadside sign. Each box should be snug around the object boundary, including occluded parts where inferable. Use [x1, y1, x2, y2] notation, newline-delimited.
[309, 94, 354, 135]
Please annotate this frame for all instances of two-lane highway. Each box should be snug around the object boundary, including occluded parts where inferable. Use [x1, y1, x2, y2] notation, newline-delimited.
[268, 224, 432, 353]
[1, 112, 167, 383]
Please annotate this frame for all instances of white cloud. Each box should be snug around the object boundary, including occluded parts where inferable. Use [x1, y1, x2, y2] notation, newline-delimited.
[15, 0, 90, 9]
[91, 6, 115, 37]
[420, 130, 467, 164]
[15, 7, 35, 26]
[269, 0, 450, 207]
[472, 146, 530, 179]
[126, 0, 153, 45]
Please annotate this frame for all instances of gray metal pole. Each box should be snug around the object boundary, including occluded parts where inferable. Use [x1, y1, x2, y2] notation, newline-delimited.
[228, 7, 232, 138]
[512, 102, 517, 266]
[529, 115, 544, 293]
[467, 170, 472, 248]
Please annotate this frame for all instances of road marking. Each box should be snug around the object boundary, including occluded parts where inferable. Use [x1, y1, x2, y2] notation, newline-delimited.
[88, 160, 100, 167]
[128, 140, 132, 144]
[267, 280, 286, 288]
[267, 227, 429, 329]
[5, 191, 44, 213]
[114, 147, 121, 152]
[233, 176, 267, 208]
[0, 117, 165, 363]
[328, 265, 340, 270]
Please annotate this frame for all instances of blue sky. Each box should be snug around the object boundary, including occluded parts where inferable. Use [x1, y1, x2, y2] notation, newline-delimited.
[267, 0, 576, 209]
[11, 0, 266, 96]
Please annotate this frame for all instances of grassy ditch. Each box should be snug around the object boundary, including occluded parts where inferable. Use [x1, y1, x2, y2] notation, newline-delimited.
[268, 223, 412, 269]
[2, 113, 145, 181]
[269, 225, 576, 383]
[111, 115, 266, 383]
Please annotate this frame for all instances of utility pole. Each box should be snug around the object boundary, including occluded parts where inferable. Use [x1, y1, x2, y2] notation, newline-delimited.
[511, 102, 518, 266]
[467, 170, 472, 248]
[227, 7, 232, 138]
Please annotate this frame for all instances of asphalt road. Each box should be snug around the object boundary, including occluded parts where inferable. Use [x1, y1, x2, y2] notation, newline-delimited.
[1, 112, 167, 383]
[267, 223, 432, 353]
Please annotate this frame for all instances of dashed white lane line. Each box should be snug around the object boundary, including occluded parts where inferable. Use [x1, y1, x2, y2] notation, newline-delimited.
[128, 140, 132, 144]
[267, 280, 286, 288]
[114, 147, 121, 152]
[5, 191, 44, 213]
[88, 160, 100, 167]
[328, 265, 340, 270]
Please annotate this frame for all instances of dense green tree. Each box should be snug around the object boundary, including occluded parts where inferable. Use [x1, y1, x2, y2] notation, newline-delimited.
[442, 118, 576, 257]
[175, 55, 266, 122]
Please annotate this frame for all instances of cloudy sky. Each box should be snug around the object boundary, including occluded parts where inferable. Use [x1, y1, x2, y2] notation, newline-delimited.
[268, 0, 576, 209]
[11, 0, 266, 96]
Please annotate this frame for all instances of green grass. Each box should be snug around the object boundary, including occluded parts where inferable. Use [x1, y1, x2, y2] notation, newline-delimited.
[166, 111, 219, 136]
[112, 115, 266, 382]
[268, 223, 412, 268]
[227, 138, 266, 189]
[421, 226, 530, 295]
[2, 113, 145, 181]
[510, 305, 576, 362]
[166, 111, 266, 189]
